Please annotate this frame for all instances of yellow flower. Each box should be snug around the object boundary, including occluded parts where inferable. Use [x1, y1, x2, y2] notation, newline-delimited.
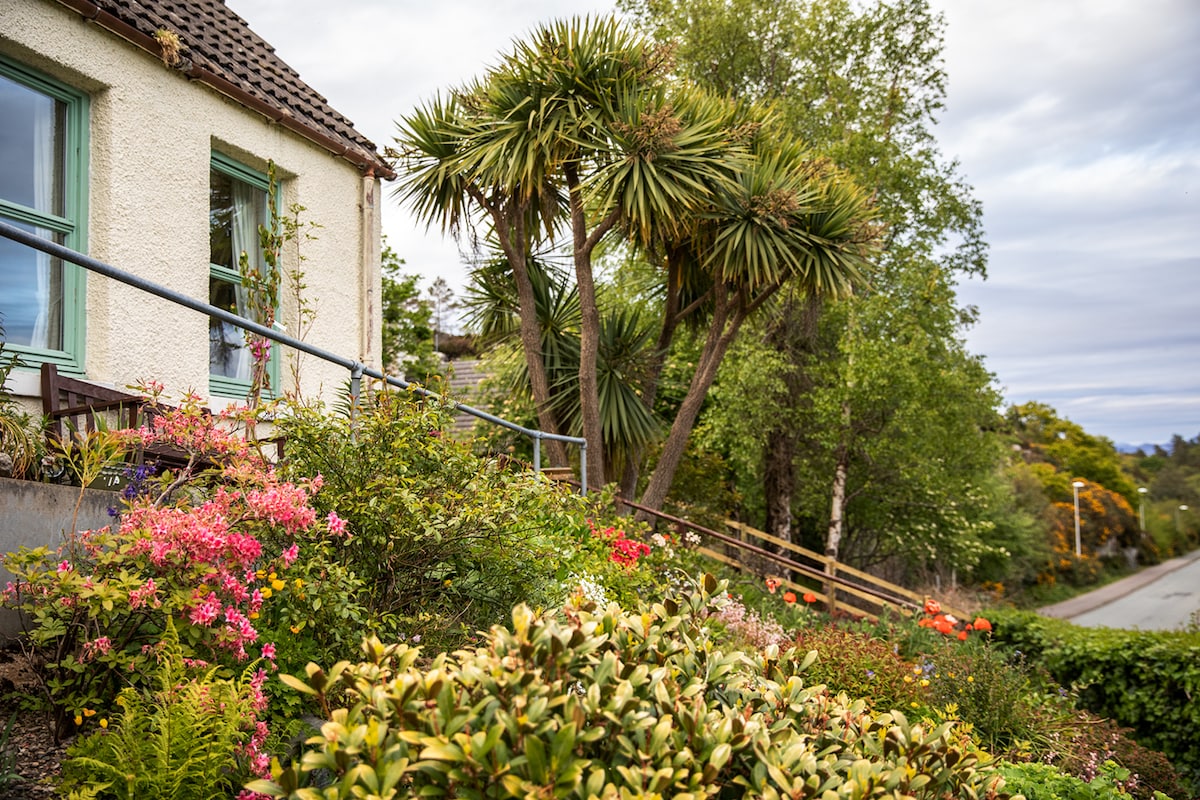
[255, 570, 266, 579]
[271, 579, 286, 591]
[74, 715, 82, 726]
[99, 718, 108, 729]
[268, 572, 277, 581]
[83, 708, 96, 717]
[910, 702, 919, 708]
[289, 624, 302, 634]
[260, 587, 272, 599]
[920, 679, 930, 687]
[294, 578, 304, 589]
[967, 675, 974, 683]
[903, 675, 914, 683]
[249, 611, 259, 620]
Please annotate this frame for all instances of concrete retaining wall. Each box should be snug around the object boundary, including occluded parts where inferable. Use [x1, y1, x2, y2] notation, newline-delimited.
[0, 477, 118, 638]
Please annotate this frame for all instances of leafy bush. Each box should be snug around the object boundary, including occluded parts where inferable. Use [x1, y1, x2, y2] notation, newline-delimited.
[792, 627, 925, 713]
[987, 609, 1200, 793]
[61, 620, 270, 798]
[272, 391, 654, 651]
[997, 760, 1169, 800]
[248, 576, 1006, 800]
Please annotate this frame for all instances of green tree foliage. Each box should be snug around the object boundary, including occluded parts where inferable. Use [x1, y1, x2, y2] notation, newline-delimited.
[622, 0, 1004, 580]
[380, 244, 442, 384]
[1007, 402, 1138, 503]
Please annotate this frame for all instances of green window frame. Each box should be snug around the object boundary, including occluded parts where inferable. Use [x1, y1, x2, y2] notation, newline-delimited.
[208, 153, 280, 398]
[0, 56, 88, 373]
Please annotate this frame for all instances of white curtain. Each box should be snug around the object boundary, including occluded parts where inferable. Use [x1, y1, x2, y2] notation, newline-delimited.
[227, 180, 260, 382]
[29, 95, 55, 350]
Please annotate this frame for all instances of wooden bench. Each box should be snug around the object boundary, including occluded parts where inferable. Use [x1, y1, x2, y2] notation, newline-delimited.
[40, 363, 201, 480]
[40, 364, 282, 481]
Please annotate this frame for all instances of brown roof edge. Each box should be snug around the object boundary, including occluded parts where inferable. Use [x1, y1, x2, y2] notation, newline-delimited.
[53, 0, 397, 180]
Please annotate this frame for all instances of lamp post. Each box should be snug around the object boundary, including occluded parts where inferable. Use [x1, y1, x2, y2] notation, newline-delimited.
[1138, 487, 1148, 531]
[1177, 504, 1190, 537]
[1072, 480, 1085, 556]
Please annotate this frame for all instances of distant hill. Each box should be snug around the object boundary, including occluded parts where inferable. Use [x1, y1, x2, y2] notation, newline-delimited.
[1116, 442, 1160, 454]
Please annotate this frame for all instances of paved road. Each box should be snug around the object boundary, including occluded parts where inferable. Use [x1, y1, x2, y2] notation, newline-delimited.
[1039, 549, 1200, 631]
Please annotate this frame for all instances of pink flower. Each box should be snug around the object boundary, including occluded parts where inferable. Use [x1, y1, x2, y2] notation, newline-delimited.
[261, 642, 276, 662]
[57, 560, 71, 574]
[326, 511, 348, 537]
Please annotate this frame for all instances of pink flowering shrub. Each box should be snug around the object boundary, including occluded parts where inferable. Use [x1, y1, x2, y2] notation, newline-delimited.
[0, 389, 339, 741]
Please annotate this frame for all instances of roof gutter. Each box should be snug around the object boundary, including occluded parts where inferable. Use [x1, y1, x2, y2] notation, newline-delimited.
[53, 0, 397, 180]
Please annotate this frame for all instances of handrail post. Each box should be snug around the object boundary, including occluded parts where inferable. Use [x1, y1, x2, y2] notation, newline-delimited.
[532, 433, 541, 472]
[579, 441, 587, 497]
[349, 362, 364, 423]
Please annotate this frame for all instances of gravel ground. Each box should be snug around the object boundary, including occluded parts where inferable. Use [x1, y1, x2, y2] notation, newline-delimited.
[0, 649, 68, 798]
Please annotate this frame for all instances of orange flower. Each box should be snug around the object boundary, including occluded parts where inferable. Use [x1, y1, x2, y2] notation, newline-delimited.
[783, 591, 797, 604]
[924, 599, 941, 615]
[972, 616, 993, 632]
[802, 592, 817, 604]
[765, 577, 781, 594]
[957, 630, 969, 641]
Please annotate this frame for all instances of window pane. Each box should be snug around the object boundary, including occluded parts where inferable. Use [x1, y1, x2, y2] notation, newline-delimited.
[209, 168, 267, 272]
[209, 277, 250, 381]
[0, 222, 64, 350]
[209, 165, 268, 380]
[0, 73, 66, 216]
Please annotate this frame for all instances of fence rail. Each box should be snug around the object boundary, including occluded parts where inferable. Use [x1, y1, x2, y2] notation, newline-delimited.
[0, 219, 588, 493]
[615, 495, 966, 622]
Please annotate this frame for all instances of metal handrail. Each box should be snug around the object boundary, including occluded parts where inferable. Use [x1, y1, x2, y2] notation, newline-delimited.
[0, 219, 587, 494]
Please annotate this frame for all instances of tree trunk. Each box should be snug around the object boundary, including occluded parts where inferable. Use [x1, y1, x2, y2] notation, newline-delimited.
[566, 162, 608, 490]
[823, 403, 851, 613]
[763, 427, 795, 542]
[488, 201, 567, 467]
[637, 286, 745, 515]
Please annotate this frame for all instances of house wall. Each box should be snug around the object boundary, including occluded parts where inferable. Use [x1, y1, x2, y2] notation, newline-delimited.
[1, 0, 383, 409]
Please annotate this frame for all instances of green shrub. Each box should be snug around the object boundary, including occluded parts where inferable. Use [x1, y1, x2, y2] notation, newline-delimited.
[791, 627, 925, 714]
[273, 391, 658, 652]
[921, 640, 1073, 758]
[1051, 712, 1189, 800]
[987, 609, 1200, 793]
[248, 576, 1006, 800]
[997, 760, 1170, 800]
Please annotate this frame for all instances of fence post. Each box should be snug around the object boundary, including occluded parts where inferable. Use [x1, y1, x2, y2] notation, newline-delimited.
[579, 441, 587, 497]
[824, 558, 839, 616]
[532, 433, 541, 472]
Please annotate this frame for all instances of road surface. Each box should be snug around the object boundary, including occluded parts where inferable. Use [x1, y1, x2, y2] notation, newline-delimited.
[1038, 549, 1200, 631]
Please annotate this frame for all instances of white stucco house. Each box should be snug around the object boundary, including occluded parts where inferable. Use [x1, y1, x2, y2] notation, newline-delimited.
[0, 0, 394, 408]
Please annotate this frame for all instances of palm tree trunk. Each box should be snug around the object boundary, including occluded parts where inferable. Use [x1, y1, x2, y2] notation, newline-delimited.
[566, 162, 608, 490]
[638, 286, 745, 514]
[489, 202, 567, 466]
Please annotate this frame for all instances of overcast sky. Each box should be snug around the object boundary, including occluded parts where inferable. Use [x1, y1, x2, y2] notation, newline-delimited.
[230, 0, 1200, 449]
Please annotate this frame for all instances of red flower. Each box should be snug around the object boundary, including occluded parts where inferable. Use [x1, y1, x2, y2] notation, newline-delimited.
[783, 591, 797, 604]
[924, 598, 941, 615]
[802, 592, 817, 604]
[765, 577, 781, 594]
[972, 616, 993, 632]
[957, 630, 969, 641]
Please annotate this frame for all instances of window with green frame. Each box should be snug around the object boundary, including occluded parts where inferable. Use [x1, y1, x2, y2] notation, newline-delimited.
[208, 153, 279, 397]
[0, 57, 88, 372]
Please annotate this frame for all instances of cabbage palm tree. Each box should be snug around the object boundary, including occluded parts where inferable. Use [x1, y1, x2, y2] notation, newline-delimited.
[636, 132, 878, 513]
[396, 16, 738, 488]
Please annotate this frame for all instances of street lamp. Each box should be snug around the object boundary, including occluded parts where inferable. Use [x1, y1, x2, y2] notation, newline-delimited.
[1138, 487, 1148, 531]
[1177, 504, 1190, 537]
[1072, 480, 1086, 556]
